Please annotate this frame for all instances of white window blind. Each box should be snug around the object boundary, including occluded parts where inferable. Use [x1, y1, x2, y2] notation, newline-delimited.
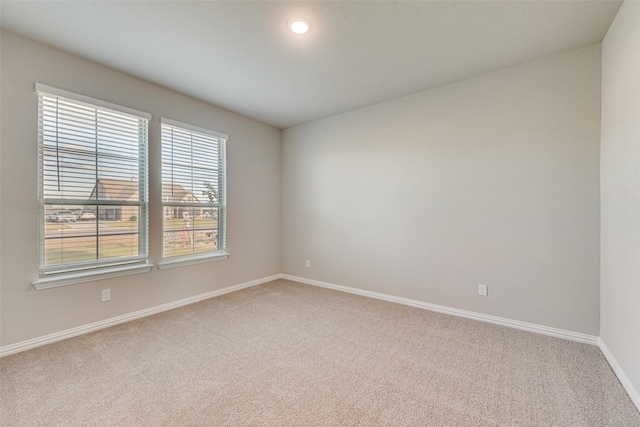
[161, 118, 227, 260]
[37, 84, 150, 276]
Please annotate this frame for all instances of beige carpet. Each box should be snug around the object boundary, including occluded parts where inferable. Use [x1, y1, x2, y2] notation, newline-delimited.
[1, 279, 638, 426]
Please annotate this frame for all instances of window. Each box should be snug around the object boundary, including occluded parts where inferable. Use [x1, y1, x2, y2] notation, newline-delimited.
[34, 84, 151, 288]
[160, 118, 228, 267]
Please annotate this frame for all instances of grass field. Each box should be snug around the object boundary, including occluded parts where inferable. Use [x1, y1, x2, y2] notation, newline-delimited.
[100, 221, 139, 228]
[46, 241, 219, 264]
[102, 219, 218, 228]
[163, 241, 218, 258]
[44, 235, 139, 265]
[44, 222, 219, 265]
[164, 219, 218, 228]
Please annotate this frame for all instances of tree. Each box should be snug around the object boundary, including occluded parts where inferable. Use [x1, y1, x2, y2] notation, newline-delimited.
[202, 181, 218, 203]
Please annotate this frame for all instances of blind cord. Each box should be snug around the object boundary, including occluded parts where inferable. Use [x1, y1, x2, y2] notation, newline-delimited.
[55, 97, 61, 192]
[171, 126, 174, 198]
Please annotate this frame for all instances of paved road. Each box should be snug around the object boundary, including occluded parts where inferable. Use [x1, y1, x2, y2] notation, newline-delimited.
[46, 221, 137, 238]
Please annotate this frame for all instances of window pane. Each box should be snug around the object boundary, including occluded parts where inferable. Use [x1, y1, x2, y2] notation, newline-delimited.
[44, 205, 94, 266]
[193, 208, 218, 254]
[97, 206, 139, 259]
[162, 206, 219, 258]
[45, 235, 97, 266]
[163, 207, 193, 258]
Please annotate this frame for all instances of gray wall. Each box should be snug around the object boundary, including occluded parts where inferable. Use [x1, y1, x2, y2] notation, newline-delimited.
[601, 0, 640, 402]
[282, 45, 601, 335]
[0, 32, 282, 346]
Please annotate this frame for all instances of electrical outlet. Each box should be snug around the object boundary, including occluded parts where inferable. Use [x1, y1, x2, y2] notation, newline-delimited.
[306, 260, 311, 268]
[101, 289, 111, 302]
[478, 284, 488, 297]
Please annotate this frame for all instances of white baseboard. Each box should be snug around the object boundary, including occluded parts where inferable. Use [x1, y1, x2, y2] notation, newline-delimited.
[282, 274, 599, 345]
[598, 339, 640, 413]
[0, 274, 282, 358]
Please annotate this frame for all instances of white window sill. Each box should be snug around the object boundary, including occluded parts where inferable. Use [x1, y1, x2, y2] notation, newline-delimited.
[157, 252, 230, 270]
[33, 263, 154, 290]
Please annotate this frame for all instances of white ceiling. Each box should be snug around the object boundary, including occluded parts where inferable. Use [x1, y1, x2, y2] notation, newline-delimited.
[0, 1, 622, 129]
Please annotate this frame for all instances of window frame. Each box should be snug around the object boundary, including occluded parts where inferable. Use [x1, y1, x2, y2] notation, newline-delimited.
[158, 117, 229, 269]
[33, 83, 153, 289]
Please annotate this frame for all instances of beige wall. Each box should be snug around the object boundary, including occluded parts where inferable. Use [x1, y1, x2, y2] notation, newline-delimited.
[282, 45, 602, 335]
[600, 0, 640, 403]
[0, 32, 282, 346]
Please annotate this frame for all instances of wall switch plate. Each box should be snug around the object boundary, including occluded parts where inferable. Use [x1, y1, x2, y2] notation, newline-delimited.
[101, 289, 111, 302]
[478, 284, 488, 297]
[305, 260, 311, 268]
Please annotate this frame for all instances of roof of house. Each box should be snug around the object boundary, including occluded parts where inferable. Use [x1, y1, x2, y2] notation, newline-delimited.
[90, 178, 199, 203]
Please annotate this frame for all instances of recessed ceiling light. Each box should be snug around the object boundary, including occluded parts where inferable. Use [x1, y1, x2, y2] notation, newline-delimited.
[288, 19, 310, 35]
